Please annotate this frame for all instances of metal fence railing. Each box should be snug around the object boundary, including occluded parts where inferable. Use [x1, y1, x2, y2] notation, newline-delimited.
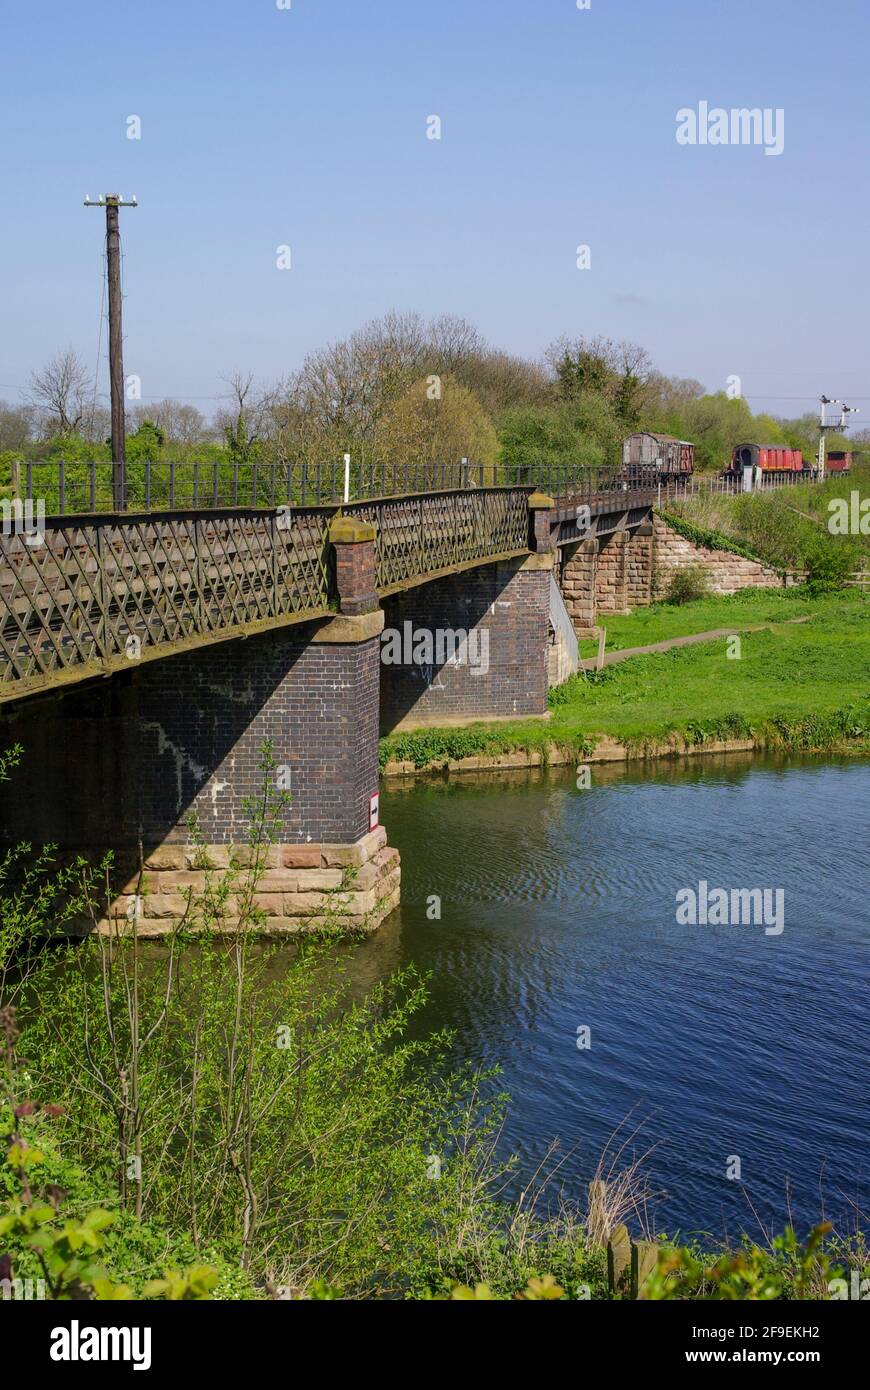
[0, 507, 334, 694]
[661, 471, 825, 500]
[502, 463, 662, 501]
[346, 488, 532, 592]
[15, 458, 500, 516]
[9, 457, 829, 518]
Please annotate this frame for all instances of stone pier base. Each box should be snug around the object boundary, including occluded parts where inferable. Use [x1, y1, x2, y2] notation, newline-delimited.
[85, 827, 400, 936]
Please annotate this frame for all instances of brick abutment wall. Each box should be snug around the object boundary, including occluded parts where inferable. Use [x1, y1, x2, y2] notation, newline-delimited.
[379, 553, 552, 730]
[558, 516, 784, 632]
[650, 515, 784, 599]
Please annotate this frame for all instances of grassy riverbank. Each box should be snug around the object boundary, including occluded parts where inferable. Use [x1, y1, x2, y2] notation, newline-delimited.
[380, 588, 870, 770]
[664, 468, 870, 578]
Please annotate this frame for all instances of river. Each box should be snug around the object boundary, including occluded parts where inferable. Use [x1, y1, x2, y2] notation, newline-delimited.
[342, 754, 869, 1243]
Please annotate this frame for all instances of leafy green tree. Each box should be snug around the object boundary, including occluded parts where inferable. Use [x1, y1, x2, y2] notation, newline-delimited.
[373, 374, 499, 481]
[126, 419, 165, 462]
[556, 346, 612, 401]
[681, 393, 756, 471]
[500, 391, 623, 480]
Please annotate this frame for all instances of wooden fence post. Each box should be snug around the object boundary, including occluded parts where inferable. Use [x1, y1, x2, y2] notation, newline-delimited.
[631, 1240, 659, 1299]
[606, 1223, 631, 1296]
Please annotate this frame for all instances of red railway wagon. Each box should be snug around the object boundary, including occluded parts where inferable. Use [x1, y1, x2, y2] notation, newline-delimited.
[729, 443, 808, 475]
[622, 431, 695, 483]
[826, 451, 852, 474]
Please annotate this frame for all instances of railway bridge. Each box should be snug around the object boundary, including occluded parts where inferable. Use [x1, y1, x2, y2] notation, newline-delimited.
[0, 463, 659, 933]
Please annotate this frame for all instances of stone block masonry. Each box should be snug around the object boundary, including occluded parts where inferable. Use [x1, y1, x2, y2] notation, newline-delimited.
[379, 553, 552, 731]
[594, 533, 628, 616]
[561, 527, 657, 635]
[107, 829, 401, 937]
[595, 528, 655, 613]
[650, 515, 784, 598]
[559, 537, 599, 634]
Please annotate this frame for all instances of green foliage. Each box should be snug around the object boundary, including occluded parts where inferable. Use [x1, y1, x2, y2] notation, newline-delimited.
[374, 374, 500, 479]
[758, 707, 868, 750]
[5, 745, 514, 1298]
[667, 476, 869, 579]
[644, 1224, 837, 1301]
[802, 532, 862, 592]
[223, 411, 261, 467]
[143, 1265, 220, 1300]
[0, 1005, 220, 1301]
[445, 1273, 565, 1300]
[379, 723, 592, 770]
[0, 745, 105, 999]
[0, 451, 20, 497]
[44, 433, 111, 462]
[0, 1192, 125, 1300]
[498, 397, 616, 477]
[666, 563, 711, 605]
[125, 419, 165, 462]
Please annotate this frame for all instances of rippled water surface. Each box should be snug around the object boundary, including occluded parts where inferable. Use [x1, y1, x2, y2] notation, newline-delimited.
[345, 755, 870, 1241]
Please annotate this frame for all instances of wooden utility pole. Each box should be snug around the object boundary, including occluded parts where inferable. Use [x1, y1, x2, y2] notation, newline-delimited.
[85, 193, 137, 509]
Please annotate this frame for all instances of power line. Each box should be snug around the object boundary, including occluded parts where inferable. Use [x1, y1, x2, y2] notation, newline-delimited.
[743, 395, 870, 403]
[0, 384, 236, 401]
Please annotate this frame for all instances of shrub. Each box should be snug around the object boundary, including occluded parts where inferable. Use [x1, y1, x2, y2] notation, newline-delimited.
[802, 533, 861, 593]
[666, 564, 711, 605]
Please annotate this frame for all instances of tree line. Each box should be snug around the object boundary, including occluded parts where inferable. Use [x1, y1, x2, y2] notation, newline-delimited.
[0, 312, 858, 479]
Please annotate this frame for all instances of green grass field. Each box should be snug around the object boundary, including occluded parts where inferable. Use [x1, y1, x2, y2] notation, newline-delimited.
[380, 589, 870, 768]
[578, 586, 855, 655]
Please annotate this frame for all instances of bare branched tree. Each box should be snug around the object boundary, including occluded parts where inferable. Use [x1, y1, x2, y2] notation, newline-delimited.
[444, 350, 552, 418]
[0, 401, 36, 451]
[425, 314, 487, 373]
[214, 372, 284, 463]
[287, 312, 428, 450]
[129, 399, 207, 445]
[26, 348, 93, 437]
[81, 404, 111, 446]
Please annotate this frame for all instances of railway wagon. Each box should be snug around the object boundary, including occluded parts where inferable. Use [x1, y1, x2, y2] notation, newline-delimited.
[826, 451, 852, 474]
[622, 431, 695, 484]
[729, 443, 808, 476]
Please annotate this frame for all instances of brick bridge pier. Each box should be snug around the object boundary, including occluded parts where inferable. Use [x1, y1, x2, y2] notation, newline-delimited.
[559, 523, 655, 631]
[3, 605, 401, 934]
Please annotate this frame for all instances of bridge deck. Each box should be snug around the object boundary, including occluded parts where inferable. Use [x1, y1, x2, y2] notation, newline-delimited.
[0, 482, 656, 703]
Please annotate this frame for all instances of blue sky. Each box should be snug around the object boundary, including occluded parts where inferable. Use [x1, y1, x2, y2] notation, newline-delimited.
[1, 0, 868, 419]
